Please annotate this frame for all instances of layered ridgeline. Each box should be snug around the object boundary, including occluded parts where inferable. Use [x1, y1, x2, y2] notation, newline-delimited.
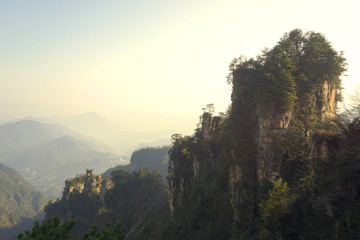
[0, 120, 122, 197]
[0, 163, 47, 240]
[167, 29, 359, 239]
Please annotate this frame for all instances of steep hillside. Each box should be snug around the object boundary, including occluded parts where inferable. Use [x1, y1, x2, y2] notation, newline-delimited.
[0, 163, 47, 240]
[104, 146, 169, 178]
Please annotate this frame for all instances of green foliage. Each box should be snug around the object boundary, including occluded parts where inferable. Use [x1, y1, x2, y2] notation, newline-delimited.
[128, 146, 169, 177]
[17, 216, 75, 240]
[44, 168, 168, 240]
[259, 178, 296, 234]
[256, 109, 360, 239]
[167, 114, 233, 240]
[0, 163, 47, 229]
[277, 122, 312, 186]
[45, 170, 103, 226]
[103, 168, 169, 239]
[17, 216, 125, 240]
[168, 157, 233, 240]
[259, 45, 297, 112]
[202, 103, 215, 114]
[169, 134, 199, 185]
[80, 222, 125, 240]
[230, 29, 346, 117]
[110, 169, 129, 186]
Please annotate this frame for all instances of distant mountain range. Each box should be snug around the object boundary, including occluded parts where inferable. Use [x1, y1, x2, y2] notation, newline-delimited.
[0, 120, 126, 197]
[61, 112, 119, 137]
[59, 112, 172, 155]
[0, 120, 83, 152]
[0, 112, 172, 196]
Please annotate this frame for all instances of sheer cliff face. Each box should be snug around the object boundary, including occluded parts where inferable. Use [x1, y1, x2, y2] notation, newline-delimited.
[167, 138, 195, 214]
[167, 156, 185, 215]
[168, 81, 337, 224]
[228, 73, 337, 220]
[255, 81, 336, 183]
[167, 113, 222, 215]
[168, 80, 337, 222]
[255, 108, 293, 183]
[320, 81, 337, 119]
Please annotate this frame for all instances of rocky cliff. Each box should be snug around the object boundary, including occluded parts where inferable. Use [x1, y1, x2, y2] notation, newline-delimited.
[167, 29, 346, 238]
[254, 81, 336, 184]
[167, 112, 222, 214]
[229, 78, 337, 223]
[45, 169, 113, 222]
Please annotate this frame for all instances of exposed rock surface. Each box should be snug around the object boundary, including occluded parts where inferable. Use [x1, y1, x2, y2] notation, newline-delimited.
[167, 112, 222, 215]
[167, 30, 345, 238]
[47, 169, 113, 222]
[168, 80, 337, 223]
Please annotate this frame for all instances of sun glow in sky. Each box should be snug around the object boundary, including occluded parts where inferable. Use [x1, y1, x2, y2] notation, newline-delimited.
[0, 0, 359, 135]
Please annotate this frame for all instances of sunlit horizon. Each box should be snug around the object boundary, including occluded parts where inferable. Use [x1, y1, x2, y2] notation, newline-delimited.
[1, 0, 359, 139]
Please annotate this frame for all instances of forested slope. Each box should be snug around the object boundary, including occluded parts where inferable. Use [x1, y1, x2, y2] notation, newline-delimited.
[44, 168, 169, 239]
[0, 163, 47, 240]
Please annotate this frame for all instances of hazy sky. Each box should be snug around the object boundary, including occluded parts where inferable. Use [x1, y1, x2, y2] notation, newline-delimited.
[0, 0, 359, 135]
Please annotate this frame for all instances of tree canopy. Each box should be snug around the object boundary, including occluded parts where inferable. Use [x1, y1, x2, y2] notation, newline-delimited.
[230, 29, 346, 114]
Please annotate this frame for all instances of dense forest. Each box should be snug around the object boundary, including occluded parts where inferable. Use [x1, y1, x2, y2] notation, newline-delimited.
[42, 147, 170, 239]
[42, 168, 169, 239]
[16, 29, 360, 239]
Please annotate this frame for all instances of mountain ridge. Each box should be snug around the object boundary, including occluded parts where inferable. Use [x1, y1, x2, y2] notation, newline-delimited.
[0, 119, 123, 197]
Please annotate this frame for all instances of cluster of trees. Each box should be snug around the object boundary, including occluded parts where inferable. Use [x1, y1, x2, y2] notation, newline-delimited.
[17, 216, 125, 240]
[229, 29, 346, 125]
[15, 146, 171, 239]
[42, 168, 169, 240]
